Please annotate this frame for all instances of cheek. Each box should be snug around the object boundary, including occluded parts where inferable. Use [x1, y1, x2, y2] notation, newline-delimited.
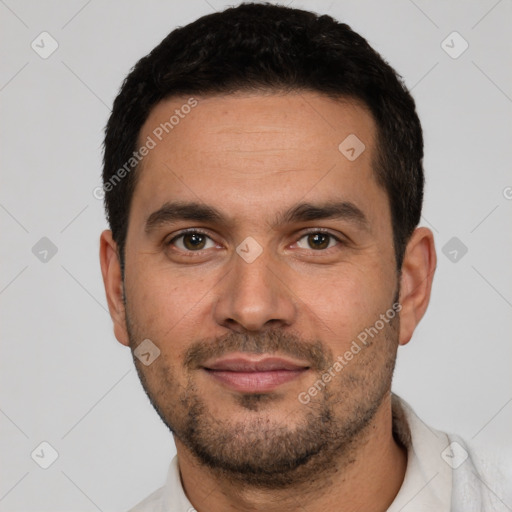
[134, 349, 187, 418]
[298, 265, 394, 342]
[125, 270, 180, 341]
[125, 265, 217, 356]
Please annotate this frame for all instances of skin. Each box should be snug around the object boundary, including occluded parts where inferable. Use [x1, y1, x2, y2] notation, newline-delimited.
[100, 92, 436, 512]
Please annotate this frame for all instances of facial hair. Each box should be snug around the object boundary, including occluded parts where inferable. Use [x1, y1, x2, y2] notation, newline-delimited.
[126, 296, 400, 490]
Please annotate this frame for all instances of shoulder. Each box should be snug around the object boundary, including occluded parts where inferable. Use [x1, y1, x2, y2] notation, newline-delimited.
[447, 432, 512, 512]
[391, 394, 512, 512]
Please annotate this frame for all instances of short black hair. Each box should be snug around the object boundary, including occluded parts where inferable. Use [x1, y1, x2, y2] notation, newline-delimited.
[102, 2, 424, 272]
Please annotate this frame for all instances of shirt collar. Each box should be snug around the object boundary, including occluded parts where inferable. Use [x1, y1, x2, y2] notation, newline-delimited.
[156, 394, 452, 511]
[387, 394, 452, 512]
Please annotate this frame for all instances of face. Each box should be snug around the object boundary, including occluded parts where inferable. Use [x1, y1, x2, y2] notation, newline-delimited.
[109, 92, 405, 487]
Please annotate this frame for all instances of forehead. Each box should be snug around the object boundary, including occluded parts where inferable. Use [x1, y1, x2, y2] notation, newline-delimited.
[139, 92, 376, 165]
[131, 92, 385, 230]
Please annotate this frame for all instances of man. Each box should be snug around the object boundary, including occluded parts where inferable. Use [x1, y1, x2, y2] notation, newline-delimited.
[99, 3, 510, 511]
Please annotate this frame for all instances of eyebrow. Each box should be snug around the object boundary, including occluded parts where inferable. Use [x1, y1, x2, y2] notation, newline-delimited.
[145, 200, 369, 233]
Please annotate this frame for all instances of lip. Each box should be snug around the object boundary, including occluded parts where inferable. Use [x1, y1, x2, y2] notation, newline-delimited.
[203, 355, 310, 372]
[201, 354, 310, 393]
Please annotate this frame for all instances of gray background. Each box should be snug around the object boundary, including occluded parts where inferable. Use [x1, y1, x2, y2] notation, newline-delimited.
[1, 0, 511, 510]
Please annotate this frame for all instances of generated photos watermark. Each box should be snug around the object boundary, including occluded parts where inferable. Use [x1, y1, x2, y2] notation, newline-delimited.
[93, 97, 198, 200]
[298, 301, 402, 404]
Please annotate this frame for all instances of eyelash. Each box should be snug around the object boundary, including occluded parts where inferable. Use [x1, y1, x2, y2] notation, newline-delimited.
[165, 228, 344, 254]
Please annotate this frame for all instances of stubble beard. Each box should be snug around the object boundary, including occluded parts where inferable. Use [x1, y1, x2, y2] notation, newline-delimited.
[126, 301, 400, 490]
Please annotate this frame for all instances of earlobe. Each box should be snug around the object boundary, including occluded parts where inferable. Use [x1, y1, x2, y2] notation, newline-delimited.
[398, 227, 437, 346]
[99, 230, 130, 346]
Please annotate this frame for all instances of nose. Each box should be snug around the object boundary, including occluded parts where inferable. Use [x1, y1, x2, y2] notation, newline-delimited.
[213, 244, 297, 333]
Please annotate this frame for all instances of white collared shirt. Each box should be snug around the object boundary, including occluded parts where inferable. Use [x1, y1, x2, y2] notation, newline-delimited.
[127, 394, 511, 511]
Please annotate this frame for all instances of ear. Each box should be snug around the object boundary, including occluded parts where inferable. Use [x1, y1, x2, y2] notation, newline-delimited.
[398, 227, 436, 346]
[99, 230, 130, 346]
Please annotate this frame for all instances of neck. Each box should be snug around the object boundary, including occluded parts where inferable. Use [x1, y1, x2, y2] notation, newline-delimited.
[174, 394, 407, 512]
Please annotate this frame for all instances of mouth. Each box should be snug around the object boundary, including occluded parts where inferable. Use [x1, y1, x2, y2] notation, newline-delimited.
[201, 354, 310, 393]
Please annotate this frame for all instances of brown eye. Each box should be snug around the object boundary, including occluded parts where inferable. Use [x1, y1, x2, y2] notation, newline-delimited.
[183, 233, 207, 250]
[296, 232, 340, 251]
[308, 233, 329, 250]
[168, 231, 215, 251]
